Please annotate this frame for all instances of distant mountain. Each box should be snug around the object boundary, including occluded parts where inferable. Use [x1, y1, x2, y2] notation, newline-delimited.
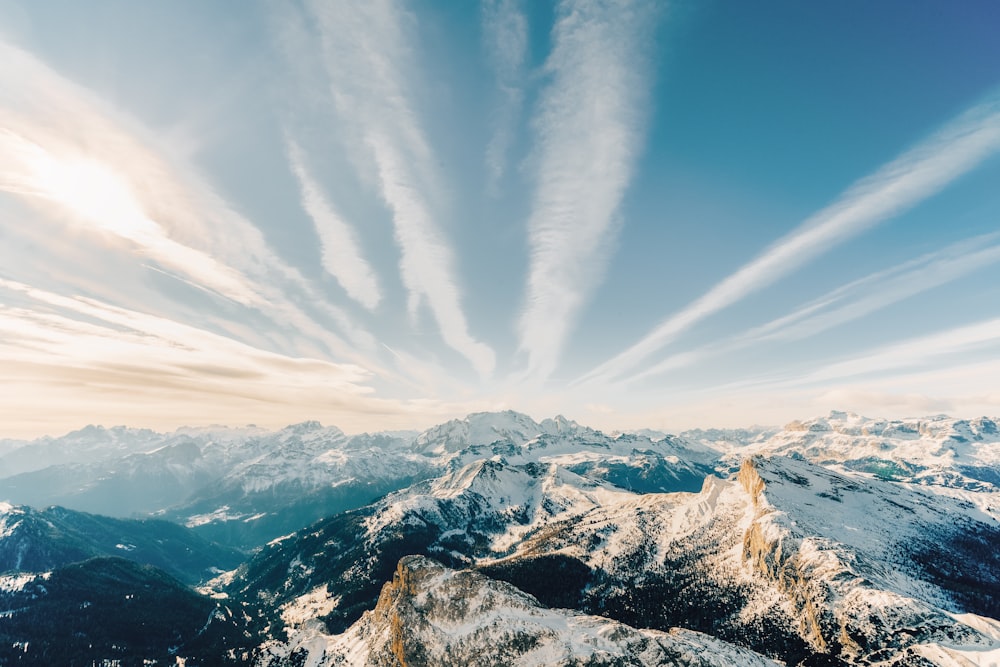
[0, 502, 242, 584]
[680, 425, 778, 451]
[0, 411, 718, 549]
[720, 412, 1000, 497]
[0, 422, 434, 549]
[162, 422, 434, 549]
[0, 424, 164, 477]
[422, 410, 719, 494]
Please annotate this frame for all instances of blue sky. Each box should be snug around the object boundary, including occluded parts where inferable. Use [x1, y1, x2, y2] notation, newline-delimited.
[0, 0, 999, 437]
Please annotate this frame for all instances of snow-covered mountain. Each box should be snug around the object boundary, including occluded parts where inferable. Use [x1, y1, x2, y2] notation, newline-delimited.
[0, 411, 717, 548]
[487, 455, 1000, 665]
[2, 411, 999, 665]
[227, 445, 1000, 666]
[719, 412, 1000, 501]
[422, 410, 719, 496]
[0, 424, 165, 477]
[0, 422, 433, 548]
[261, 555, 782, 667]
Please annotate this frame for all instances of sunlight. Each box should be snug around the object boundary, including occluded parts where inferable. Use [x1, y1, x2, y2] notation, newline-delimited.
[24, 149, 159, 240]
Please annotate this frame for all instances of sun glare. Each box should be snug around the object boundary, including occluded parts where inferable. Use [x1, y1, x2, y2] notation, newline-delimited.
[24, 146, 159, 240]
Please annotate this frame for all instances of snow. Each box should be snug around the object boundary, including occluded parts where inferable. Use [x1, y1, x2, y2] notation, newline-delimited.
[910, 615, 1000, 666]
[724, 414, 1000, 495]
[364, 458, 636, 556]
[0, 572, 47, 593]
[280, 586, 338, 626]
[911, 643, 1000, 667]
[0, 505, 25, 538]
[286, 557, 782, 667]
[185, 505, 249, 527]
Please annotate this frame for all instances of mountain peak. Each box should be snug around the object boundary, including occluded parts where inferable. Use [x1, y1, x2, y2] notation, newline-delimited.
[315, 554, 782, 667]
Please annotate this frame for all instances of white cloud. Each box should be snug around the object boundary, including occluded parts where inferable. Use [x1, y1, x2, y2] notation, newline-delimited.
[0, 130, 262, 307]
[0, 278, 496, 438]
[627, 233, 1000, 384]
[481, 0, 528, 192]
[0, 38, 383, 368]
[517, 0, 655, 383]
[294, 0, 496, 377]
[285, 137, 382, 310]
[581, 89, 1000, 386]
[686, 316, 1000, 402]
[797, 317, 1000, 386]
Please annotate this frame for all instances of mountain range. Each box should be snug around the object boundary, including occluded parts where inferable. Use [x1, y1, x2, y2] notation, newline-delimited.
[1, 410, 998, 665]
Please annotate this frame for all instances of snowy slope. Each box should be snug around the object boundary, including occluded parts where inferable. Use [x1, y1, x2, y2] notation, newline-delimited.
[261, 555, 782, 667]
[0, 411, 718, 547]
[225, 450, 999, 665]
[224, 457, 641, 638]
[4, 411, 997, 666]
[489, 455, 1000, 665]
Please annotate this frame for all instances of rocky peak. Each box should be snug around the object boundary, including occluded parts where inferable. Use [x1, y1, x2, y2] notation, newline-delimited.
[311, 555, 782, 667]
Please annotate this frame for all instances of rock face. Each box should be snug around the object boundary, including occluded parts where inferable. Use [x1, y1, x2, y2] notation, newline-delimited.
[264, 555, 781, 667]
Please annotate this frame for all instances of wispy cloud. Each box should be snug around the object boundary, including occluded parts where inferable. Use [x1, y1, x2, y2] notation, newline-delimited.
[0, 130, 262, 308]
[285, 137, 382, 310]
[481, 0, 528, 193]
[286, 0, 495, 377]
[627, 233, 1000, 384]
[581, 90, 1000, 385]
[0, 278, 496, 437]
[517, 0, 655, 383]
[688, 315, 1000, 405]
[0, 38, 383, 368]
[797, 317, 1000, 386]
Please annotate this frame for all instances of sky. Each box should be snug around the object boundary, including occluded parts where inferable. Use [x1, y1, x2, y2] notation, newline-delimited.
[0, 0, 999, 438]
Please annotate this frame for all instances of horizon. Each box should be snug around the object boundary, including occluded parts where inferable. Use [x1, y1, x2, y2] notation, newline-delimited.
[3, 407, 997, 443]
[1, 2, 999, 439]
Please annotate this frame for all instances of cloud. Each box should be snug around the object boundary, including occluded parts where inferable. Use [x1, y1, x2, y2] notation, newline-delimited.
[626, 233, 1000, 384]
[581, 89, 1000, 386]
[0, 38, 386, 368]
[285, 136, 382, 310]
[0, 130, 262, 307]
[517, 0, 655, 383]
[797, 317, 1000, 386]
[0, 278, 496, 438]
[813, 389, 955, 416]
[286, 0, 496, 377]
[688, 316, 1000, 403]
[481, 0, 528, 193]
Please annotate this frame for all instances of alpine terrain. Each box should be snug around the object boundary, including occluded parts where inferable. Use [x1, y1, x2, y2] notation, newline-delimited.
[1, 411, 998, 666]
